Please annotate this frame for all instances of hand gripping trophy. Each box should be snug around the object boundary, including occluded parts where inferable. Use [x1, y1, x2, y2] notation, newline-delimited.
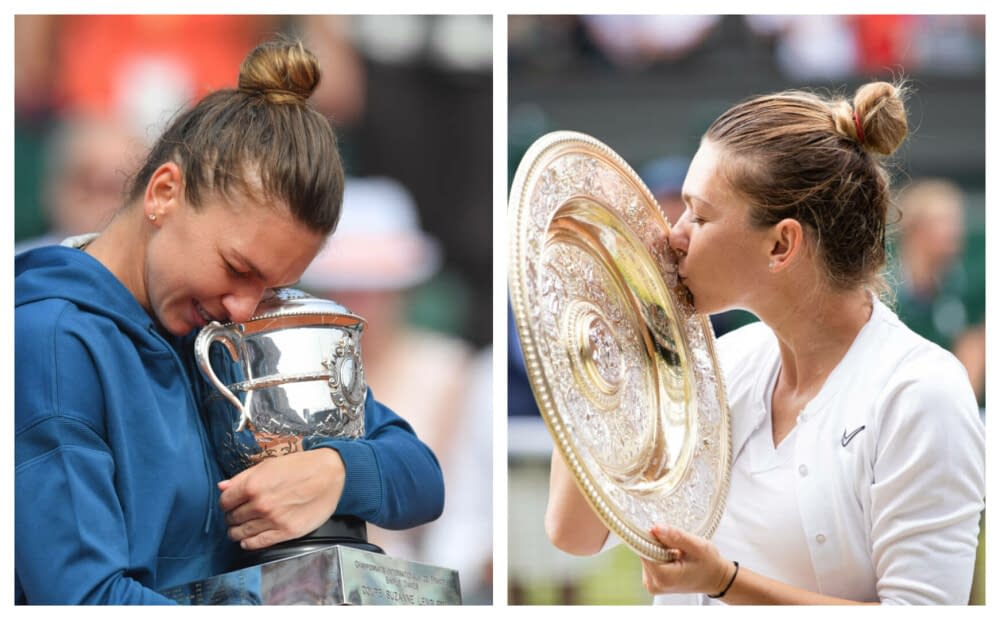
[160, 288, 461, 605]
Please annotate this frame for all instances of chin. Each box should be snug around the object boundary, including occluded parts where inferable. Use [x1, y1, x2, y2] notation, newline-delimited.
[158, 313, 194, 337]
[679, 281, 732, 316]
[688, 293, 725, 316]
[682, 286, 706, 314]
[692, 300, 714, 315]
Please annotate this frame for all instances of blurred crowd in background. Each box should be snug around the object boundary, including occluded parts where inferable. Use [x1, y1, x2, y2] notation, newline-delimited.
[508, 14, 985, 605]
[14, 14, 493, 604]
[510, 15, 984, 78]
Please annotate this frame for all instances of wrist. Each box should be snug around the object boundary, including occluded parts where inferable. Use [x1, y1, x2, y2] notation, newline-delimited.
[322, 445, 345, 466]
[310, 446, 345, 478]
[709, 556, 731, 594]
[707, 560, 739, 600]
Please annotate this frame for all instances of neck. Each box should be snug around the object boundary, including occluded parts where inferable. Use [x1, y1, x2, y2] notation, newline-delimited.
[755, 284, 873, 395]
[83, 208, 150, 311]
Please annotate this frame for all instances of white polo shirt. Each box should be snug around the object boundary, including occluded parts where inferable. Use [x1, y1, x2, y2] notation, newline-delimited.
[652, 299, 984, 604]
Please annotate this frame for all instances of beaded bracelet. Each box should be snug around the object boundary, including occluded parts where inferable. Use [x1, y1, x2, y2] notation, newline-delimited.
[707, 561, 739, 599]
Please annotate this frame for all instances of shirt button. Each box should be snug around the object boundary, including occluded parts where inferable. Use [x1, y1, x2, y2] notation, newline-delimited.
[798, 464, 809, 477]
[816, 534, 827, 544]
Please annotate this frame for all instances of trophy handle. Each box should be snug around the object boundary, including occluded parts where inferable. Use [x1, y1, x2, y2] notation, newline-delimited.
[195, 321, 252, 432]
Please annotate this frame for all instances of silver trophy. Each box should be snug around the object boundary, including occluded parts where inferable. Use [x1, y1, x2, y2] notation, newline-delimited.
[195, 287, 367, 479]
[160, 288, 461, 605]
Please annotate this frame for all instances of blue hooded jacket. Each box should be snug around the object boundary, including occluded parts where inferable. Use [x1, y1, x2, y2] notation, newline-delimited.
[15, 245, 444, 604]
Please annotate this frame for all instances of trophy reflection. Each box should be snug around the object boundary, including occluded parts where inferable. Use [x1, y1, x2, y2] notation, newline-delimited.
[195, 287, 380, 564]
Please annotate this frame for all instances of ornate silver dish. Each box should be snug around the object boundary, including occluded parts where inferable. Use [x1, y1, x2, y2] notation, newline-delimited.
[508, 131, 731, 561]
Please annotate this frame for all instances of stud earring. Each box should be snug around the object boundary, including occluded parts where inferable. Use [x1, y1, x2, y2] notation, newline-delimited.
[768, 260, 776, 270]
[148, 213, 157, 222]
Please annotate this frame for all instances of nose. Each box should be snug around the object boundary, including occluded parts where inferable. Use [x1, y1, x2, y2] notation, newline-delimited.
[670, 208, 691, 255]
[221, 288, 264, 324]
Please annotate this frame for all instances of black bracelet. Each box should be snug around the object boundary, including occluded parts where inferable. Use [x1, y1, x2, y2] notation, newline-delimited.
[707, 561, 739, 599]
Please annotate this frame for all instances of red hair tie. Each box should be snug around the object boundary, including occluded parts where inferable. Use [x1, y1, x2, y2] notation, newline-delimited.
[853, 112, 866, 144]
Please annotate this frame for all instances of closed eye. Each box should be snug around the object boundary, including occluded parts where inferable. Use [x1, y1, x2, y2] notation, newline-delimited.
[224, 260, 251, 279]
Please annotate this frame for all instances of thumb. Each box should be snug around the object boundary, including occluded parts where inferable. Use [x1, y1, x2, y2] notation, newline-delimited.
[651, 524, 699, 551]
[217, 473, 249, 512]
[219, 462, 254, 493]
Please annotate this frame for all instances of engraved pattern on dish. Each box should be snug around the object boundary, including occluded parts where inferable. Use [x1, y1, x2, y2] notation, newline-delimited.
[509, 131, 732, 561]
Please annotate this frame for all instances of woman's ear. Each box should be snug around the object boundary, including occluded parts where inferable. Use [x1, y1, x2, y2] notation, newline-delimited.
[768, 218, 805, 272]
[144, 162, 183, 222]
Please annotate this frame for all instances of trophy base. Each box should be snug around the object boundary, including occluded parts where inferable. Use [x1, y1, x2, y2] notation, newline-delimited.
[159, 544, 462, 605]
[234, 516, 384, 568]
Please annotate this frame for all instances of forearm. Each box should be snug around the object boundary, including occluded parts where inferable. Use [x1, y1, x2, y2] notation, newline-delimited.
[719, 565, 877, 605]
[643, 527, 879, 605]
[544, 450, 609, 555]
[311, 391, 444, 529]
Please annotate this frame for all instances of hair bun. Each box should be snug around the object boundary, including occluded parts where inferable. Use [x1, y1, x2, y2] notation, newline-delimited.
[849, 81, 908, 156]
[238, 38, 320, 104]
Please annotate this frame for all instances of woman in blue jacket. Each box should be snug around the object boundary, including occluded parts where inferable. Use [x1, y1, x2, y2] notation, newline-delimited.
[14, 38, 444, 604]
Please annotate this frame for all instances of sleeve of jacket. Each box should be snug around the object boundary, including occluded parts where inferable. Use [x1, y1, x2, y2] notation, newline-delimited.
[302, 389, 445, 530]
[15, 305, 175, 604]
[869, 351, 985, 604]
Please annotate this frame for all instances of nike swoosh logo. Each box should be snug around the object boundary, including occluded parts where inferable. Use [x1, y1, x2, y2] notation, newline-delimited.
[841, 425, 866, 447]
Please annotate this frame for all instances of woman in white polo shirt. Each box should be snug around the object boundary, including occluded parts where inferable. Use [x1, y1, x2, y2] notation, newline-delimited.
[545, 81, 985, 604]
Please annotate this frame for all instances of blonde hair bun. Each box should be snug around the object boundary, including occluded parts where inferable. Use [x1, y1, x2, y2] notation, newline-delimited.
[238, 38, 320, 104]
[833, 81, 908, 156]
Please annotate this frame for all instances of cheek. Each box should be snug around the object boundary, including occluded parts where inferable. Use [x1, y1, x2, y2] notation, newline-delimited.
[716, 244, 757, 289]
[687, 226, 720, 267]
[147, 252, 205, 313]
[687, 229, 758, 298]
